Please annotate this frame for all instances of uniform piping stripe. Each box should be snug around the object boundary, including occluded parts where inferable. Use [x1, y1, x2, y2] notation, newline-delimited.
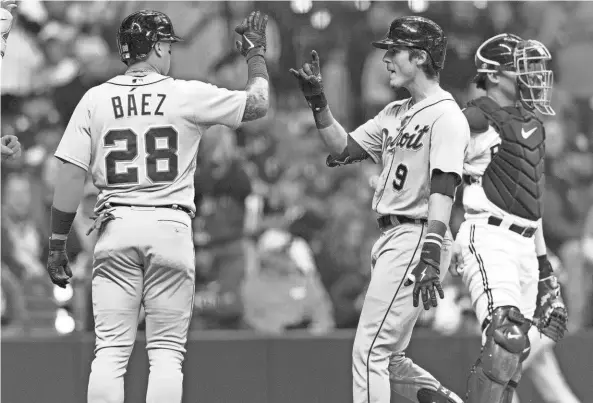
[106, 77, 172, 87]
[468, 224, 494, 315]
[365, 225, 424, 403]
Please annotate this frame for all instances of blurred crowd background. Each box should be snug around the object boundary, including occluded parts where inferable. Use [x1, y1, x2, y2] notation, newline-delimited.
[1, 0, 593, 338]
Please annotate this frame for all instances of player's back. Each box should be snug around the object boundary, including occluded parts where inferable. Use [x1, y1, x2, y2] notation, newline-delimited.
[55, 72, 247, 215]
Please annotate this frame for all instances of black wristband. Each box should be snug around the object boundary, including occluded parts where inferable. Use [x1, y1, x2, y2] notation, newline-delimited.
[246, 50, 269, 81]
[306, 93, 327, 112]
[421, 220, 447, 263]
[537, 255, 553, 279]
[51, 206, 76, 236]
[49, 237, 67, 251]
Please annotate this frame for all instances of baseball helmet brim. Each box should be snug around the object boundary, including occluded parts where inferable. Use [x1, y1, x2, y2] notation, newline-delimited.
[161, 34, 184, 43]
[372, 37, 414, 50]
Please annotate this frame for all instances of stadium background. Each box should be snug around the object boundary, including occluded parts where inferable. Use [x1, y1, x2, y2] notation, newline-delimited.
[1, 1, 592, 402]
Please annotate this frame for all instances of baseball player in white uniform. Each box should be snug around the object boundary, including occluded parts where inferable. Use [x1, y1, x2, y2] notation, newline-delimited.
[291, 16, 468, 403]
[0, 0, 22, 162]
[45, 10, 270, 403]
[449, 34, 569, 403]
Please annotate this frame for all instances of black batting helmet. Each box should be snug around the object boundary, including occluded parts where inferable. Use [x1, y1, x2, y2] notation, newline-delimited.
[372, 16, 447, 70]
[117, 10, 183, 65]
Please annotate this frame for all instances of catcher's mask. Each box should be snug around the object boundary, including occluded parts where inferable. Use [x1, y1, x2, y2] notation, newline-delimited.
[514, 39, 555, 116]
[475, 34, 554, 116]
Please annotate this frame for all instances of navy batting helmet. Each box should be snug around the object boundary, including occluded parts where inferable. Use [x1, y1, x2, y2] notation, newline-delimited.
[117, 10, 183, 65]
[372, 16, 447, 70]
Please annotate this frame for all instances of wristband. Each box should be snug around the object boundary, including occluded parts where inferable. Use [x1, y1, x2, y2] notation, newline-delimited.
[421, 220, 447, 263]
[51, 206, 77, 236]
[537, 255, 553, 279]
[49, 237, 67, 250]
[246, 50, 269, 81]
[306, 93, 327, 112]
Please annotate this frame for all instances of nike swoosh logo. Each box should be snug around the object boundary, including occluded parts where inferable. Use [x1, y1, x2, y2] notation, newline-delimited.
[507, 333, 521, 339]
[521, 127, 537, 139]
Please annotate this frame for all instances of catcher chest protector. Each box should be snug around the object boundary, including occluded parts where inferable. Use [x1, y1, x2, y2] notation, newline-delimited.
[469, 97, 545, 221]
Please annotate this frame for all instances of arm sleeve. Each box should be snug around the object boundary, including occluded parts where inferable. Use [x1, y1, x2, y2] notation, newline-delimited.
[54, 91, 92, 171]
[185, 81, 247, 130]
[348, 109, 386, 164]
[429, 110, 470, 184]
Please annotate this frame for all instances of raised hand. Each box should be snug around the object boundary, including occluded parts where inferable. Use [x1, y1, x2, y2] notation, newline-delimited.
[235, 10, 268, 58]
[289, 50, 326, 111]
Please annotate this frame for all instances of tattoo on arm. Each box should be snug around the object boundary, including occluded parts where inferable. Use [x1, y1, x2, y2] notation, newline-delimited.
[242, 77, 269, 122]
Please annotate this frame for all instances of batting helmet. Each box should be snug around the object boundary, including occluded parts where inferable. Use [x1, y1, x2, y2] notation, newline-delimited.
[372, 16, 447, 70]
[117, 10, 183, 65]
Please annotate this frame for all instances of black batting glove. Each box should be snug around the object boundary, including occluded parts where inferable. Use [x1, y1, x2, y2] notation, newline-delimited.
[46, 238, 72, 288]
[289, 50, 327, 112]
[404, 243, 444, 310]
[235, 11, 268, 59]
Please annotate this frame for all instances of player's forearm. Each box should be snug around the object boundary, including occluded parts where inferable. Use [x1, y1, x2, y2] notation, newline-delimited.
[427, 191, 454, 226]
[313, 106, 348, 155]
[50, 162, 87, 239]
[242, 50, 270, 122]
[418, 193, 454, 266]
[534, 220, 547, 257]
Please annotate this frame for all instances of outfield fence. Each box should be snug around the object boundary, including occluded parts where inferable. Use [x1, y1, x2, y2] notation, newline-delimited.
[2, 330, 592, 403]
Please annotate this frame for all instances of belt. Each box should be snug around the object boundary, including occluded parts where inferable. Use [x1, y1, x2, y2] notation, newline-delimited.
[487, 216, 536, 238]
[377, 215, 426, 231]
[106, 203, 195, 218]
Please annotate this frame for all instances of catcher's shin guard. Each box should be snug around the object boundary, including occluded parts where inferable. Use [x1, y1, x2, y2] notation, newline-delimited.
[500, 365, 523, 403]
[466, 306, 531, 403]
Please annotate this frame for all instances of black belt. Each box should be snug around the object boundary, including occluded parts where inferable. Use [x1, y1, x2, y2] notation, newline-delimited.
[487, 216, 536, 238]
[106, 203, 195, 218]
[377, 215, 426, 231]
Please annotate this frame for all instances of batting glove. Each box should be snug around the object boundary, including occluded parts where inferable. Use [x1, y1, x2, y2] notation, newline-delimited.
[235, 11, 268, 60]
[46, 238, 73, 288]
[1, 0, 17, 58]
[289, 50, 327, 112]
[404, 244, 444, 310]
[533, 270, 568, 341]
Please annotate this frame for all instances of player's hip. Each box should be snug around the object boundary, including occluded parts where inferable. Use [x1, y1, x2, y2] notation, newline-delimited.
[92, 205, 194, 251]
[372, 217, 452, 266]
[457, 215, 537, 249]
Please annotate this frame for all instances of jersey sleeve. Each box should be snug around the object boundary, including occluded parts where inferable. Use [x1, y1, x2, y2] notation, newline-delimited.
[429, 109, 470, 181]
[184, 81, 247, 130]
[54, 90, 92, 171]
[349, 109, 385, 163]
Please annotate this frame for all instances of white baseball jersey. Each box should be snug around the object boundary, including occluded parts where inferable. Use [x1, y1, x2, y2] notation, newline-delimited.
[54, 73, 246, 214]
[462, 123, 540, 227]
[350, 89, 470, 218]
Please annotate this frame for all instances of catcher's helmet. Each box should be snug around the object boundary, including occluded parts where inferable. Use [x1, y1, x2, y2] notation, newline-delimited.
[474, 33, 523, 74]
[117, 10, 183, 64]
[475, 33, 554, 115]
[372, 16, 447, 70]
